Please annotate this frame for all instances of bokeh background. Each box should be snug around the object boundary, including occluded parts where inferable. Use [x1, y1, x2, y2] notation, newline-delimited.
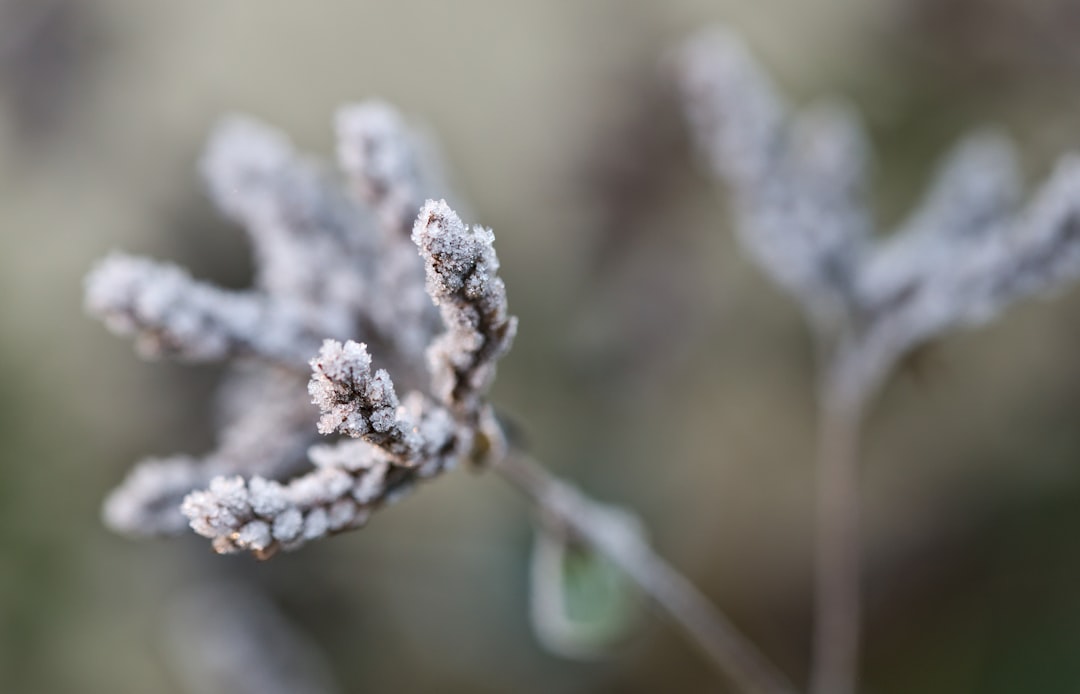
[4, 1, 1080, 692]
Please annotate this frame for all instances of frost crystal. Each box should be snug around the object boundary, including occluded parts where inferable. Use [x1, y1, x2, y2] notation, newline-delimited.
[88, 104, 514, 556]
[183, 393, 459, 556]
[413, 199, 518, 414]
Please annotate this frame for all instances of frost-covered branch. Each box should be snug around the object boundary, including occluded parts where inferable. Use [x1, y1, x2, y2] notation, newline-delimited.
[413, 199, 518, 415]
[182, 390, 458, 557]
[202, 115, 378, 307]
[103, 368, 315, 536]
[677, 28, 1080, 394]
[677, 28, 870, 331]
[85, 253, 350, 365]
[87, 102, 447, 543]
[336, 101, 425, 237]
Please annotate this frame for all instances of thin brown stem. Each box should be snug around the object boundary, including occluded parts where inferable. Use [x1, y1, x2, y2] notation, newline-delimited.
[809, 373, 864, 694]
[493, 450, 798, 694]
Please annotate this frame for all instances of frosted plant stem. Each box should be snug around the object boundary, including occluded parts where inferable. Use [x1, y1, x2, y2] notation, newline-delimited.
[809, 369, 865, 694]
[493, 450, 798, 694]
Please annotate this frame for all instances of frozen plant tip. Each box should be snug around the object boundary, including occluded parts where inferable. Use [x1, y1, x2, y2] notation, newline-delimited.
[307, 339, 422, 461]
[413, 199, 518, 415]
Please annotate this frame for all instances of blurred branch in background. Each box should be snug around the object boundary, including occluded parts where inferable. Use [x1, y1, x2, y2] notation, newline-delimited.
[677, 24, 1080, 694]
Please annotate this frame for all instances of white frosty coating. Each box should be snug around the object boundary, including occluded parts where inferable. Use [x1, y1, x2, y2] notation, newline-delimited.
[182, 393, 459, 556]
[334, 101, 443, 365]
[679, 26, 1080, 403]
[677, 27, 784, 188]
[91, 105, 509, 556]
[307, 339, 424, 462]
[860, 130, 1021, 310]
[103, 368, 317, 538]
[103, 456, 207, 536]
[336, 101, 422, 236]
[850, 156, 1080, 392]
[676, 30, 871, 328]
[85, 253, 349, 365]
[201, 115, 378, 311]
[413, 199, 518, 413]
[209, 368, 317, 473]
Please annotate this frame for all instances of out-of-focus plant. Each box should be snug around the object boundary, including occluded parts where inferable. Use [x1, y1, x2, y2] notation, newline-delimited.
[676, 26, 1080, 694]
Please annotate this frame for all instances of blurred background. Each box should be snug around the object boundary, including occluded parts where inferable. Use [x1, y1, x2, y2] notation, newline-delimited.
[4, 0, 1080, 692]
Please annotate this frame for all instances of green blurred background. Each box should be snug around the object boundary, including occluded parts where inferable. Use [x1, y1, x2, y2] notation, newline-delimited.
[3, 0, 1080, 691]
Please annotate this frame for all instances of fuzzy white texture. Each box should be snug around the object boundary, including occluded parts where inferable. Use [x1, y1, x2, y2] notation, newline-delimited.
[678, 27, 1080, 396]
[183, 393, 459, 556]
[307, 339, 424, 462]
[677, 29, 871, 328]
[335, 103, 442, 363]
[103, 455, 208, 536]
[89, 106, 513, 556]
[200, 116, 377, 315]
[85, 253, 349, 365]
[336, 101, 421, 236]
[413, 199, 518, 414]
[103, 367, 317, 537]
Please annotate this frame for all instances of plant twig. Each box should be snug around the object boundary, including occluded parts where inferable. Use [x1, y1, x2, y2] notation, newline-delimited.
[493, 449, 798, 694]
[809, 355, 866, 694]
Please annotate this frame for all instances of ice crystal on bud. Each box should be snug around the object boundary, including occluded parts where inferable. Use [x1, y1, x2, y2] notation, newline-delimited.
[307, 339, 422, 462]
